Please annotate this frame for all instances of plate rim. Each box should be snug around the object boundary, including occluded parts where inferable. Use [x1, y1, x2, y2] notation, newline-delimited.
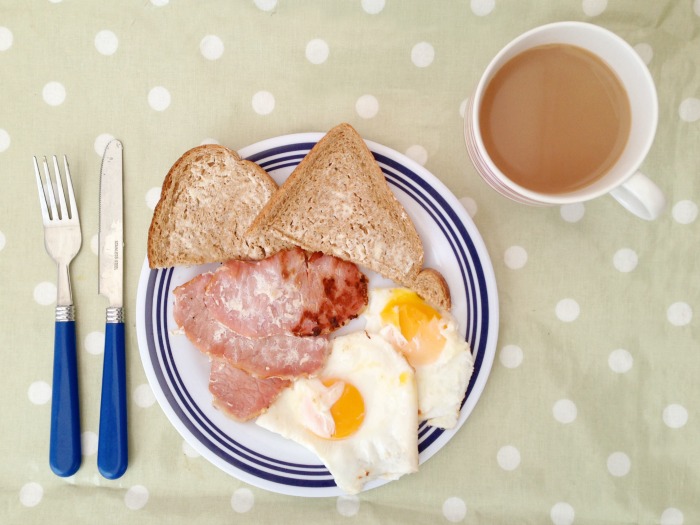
[136, 132, 500, 497]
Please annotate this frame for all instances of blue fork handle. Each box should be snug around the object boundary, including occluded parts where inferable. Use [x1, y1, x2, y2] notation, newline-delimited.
[50, 319, 82, 477]
[97, 318, 128, 479]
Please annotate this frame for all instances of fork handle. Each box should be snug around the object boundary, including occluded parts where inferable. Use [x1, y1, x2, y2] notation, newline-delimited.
[97, 310, 127, 479]
[50, 313, 82, 477]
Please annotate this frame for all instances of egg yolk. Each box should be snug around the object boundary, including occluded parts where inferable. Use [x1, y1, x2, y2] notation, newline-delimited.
[322, 379, 365, 439]
[380, 289, 446, 367]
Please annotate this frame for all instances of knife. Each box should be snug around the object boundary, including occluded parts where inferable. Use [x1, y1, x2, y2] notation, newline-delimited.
[97, 138, 127, 479]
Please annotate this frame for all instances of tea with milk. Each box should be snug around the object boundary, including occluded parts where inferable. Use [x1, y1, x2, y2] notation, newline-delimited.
[479, 44, 631, 194]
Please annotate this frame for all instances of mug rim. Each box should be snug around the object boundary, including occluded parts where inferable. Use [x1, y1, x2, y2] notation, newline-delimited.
[466, 21, 659, 205]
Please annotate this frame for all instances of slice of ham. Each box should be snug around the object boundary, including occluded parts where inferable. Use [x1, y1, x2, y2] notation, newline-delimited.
[172, 248, 369, 423]
[204, 247, 369, 337]
[173, 271, 330, 379]
[209, 357, 290, 421]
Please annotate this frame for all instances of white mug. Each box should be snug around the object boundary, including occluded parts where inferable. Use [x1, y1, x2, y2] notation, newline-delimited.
[465, 21, 665, 220]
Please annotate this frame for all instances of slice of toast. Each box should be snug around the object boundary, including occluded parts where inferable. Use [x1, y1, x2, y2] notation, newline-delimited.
[147, 144, 288, 268]
[247, 123, 425, 285]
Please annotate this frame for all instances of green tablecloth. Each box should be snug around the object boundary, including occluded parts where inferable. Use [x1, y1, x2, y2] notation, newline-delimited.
[2, 1, 698, 523]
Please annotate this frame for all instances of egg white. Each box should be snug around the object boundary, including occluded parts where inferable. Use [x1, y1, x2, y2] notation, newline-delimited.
[255, 331, 419, 494]
[364, 288, 474, 429]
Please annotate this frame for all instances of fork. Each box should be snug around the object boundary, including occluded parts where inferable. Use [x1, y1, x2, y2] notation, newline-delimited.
[33, 155, 82, 477]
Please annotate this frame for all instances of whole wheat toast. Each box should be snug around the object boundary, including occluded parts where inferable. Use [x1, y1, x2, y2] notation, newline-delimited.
[147, 144, 288, 268]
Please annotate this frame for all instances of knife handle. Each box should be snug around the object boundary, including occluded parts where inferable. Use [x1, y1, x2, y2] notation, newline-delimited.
[98, 309, 128, 479]
[50, 312, 82, 477]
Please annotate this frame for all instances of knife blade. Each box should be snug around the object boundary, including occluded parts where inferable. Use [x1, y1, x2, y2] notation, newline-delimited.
[97, 138, 127, 480]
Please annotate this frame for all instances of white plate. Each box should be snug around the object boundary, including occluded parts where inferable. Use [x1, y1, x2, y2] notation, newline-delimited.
[136, 133, 499, 497]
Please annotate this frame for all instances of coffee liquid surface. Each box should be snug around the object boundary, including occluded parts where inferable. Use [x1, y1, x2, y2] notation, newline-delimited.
[480, 44, 631, 194]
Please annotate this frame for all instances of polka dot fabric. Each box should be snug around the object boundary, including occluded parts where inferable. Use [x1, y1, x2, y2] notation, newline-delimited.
[0, 1, 698, 524]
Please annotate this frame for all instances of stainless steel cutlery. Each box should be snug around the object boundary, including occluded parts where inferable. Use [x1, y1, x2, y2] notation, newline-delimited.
[33, 142, 127, 479]
[32, 155, 82, 477]
[97, 139, 128, 480]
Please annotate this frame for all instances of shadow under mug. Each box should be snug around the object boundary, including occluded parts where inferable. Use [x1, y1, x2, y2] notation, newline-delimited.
[465, 21, 665, 220]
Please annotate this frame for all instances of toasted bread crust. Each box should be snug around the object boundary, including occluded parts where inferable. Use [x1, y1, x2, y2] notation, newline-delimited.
[147, 144, 286, 268]
[410, 268, 451, 311]
[248, 123, 424, 284]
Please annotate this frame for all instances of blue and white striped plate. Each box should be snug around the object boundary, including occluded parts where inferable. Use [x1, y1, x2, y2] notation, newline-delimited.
[136, 133, 499, 497]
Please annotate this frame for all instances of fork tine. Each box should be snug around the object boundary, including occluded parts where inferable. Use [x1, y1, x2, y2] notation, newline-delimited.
[33, 156, 51, 223]
[63, 156, 79, 222]
[52, 155, 68, 220]
[42, 157, 59, 221]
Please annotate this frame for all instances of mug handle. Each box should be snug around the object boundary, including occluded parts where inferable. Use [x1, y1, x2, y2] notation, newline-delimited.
[609, 172, 665, 221]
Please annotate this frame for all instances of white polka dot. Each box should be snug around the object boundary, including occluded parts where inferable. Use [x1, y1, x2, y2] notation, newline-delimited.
[663, 404, 688, 429]
[496, 445, 520, 471]
[34, 281, 56, 306]
[356, 94, 379, 119]
[459, 98, 468, 118]
[613, 248, 638, 273]
[555, 299, 580, 322]
[0, 27, 13, 51]
[552, 399, 578, 424]
[200, 35, 224, 60]
[148, 86, 171, 111]
[499, 344, 523, 369]
[28, 381, 52, 405]
[607, 451, 631, 477]
[254, 0, 277, 11]
[0, 231, 6, 252]
[550, 502, 575, 525]
[470, 0, 495, 16]
[252, 90, 275, 115]
[411, 42, 434, 68]
[504, 245, 527, 269]
[679, 98, 700, 122]
[361, 0, 385, 14]
[124, 485, 149, 510]
[695, 0, 700, 15]
[146, 187, 162, 210]
[81, 431, 98, 456]
[560, 203, 585, 222]
[660, 507, 684, 525]
[0, 128, 9, 152]
[95, 30, 118, 56]
[459, 196, 477, 217]
[133, 383, 156, 408]
[19, 482, 43, 507]
[90, 234, 99, 255]
[405, 144, 428, 165]
[94, 133, 115, 156]
[305, 38, 329, 64]
[336, 494, 360, 517]
[42, 81, 66, 106]
[150, 0, 169, 5]
[667, 302, 692, 327]
[84, 331, 104, 355]
[608, 349, 633, 374]
[672, 200, 698, 224]
[182, 440, 200, 458]
[634, 43, 653, 65]
[582, 0, 607, 17]
[442, 496, 467, 522]
[48, 0, 63, 3]
[231, 488, 254, 513]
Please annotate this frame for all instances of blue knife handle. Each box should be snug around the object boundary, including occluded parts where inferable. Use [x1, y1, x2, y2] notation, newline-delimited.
[98, 315, 128, 479]
[50, 318, 82, 477]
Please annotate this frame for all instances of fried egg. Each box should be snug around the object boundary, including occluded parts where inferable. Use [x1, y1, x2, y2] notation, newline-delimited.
[364, 288, 474, 429]
[255, 331, 418, 494]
